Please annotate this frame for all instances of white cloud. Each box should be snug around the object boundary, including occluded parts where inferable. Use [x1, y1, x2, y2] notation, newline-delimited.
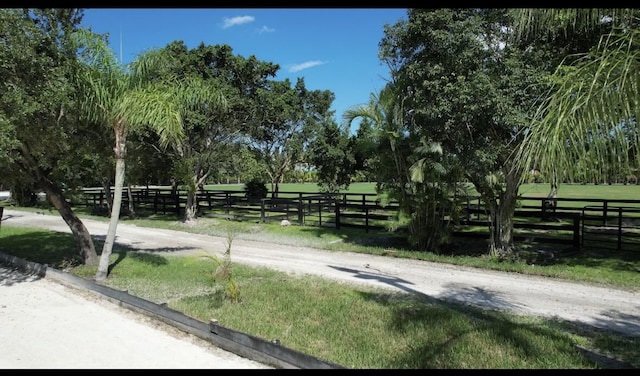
[222, 16, 255, 29]
[288, 60, 325, 73]
[259, 25, 275, 34]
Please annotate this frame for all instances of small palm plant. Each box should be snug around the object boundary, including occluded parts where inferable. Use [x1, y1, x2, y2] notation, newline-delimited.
[196, 227, 240, 303]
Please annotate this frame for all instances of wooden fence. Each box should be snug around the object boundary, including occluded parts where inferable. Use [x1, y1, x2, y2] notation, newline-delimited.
[77, 187, 640, 251]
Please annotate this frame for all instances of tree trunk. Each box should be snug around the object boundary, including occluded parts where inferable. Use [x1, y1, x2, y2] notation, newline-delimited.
[127, 184, 136, 218]
[184, 172, 208, 223]
[102, 179, 113, 212]
[488, 198, 516, 259]
[96, 125, 126, 282]
[184, 190, 197, 223]
[487, 168, 521, 259]
[16, 144, 98, 265]
[38, 177, 98, 266]
[170, 178, 178, 195]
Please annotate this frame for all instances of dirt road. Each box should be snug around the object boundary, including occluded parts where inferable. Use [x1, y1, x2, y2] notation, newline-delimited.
[2, 208, 639, 339]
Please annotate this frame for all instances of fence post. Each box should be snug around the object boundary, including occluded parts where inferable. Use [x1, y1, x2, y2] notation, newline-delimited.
[573, 215, 580, 249]
[0, 206, 3, 229]
[174, 192, 180, 217]
[260, 199, 265, 223]
[318, 197, 322, 226]
[365, 207, 369, 233]
[153, 191, 158, 214]
[298, 199, 303, 225]
[618, 207, 623, 250]
[286, 201, 290, 220]
[603, 201, 608, 226]
[335, 196, 341, 230]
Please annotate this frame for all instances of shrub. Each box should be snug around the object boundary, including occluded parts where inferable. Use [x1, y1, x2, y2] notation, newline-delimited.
[244, 179, 268, 200]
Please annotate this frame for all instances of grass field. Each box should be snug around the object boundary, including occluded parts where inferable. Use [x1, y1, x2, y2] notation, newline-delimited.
[206, 182, 379, 194]
[207, 182, 640, 200]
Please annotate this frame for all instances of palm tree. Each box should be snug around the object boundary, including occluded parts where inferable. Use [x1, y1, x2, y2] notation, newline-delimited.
[343, 85, 462, 252]
[168, 75, 228, 223]
[343, 85, 410, 202]
[73, 30, 184, 281]
[512, 9, 640, 184]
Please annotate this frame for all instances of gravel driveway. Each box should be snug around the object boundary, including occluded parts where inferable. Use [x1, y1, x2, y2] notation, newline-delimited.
[1, 208, 639, 367]
[0, 262, 271, 369]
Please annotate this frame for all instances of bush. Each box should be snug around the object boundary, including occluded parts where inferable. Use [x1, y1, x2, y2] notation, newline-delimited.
[244, 179, 268, 200]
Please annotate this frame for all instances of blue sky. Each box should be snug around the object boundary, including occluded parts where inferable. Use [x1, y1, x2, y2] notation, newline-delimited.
[81, 8, 407, 131]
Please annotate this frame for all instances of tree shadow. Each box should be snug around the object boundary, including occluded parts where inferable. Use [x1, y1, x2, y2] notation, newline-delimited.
[0, 230, 195, 275]
[0, 230, 82, 268]
[0, 262, 43, 286]
[327, 263, 638, 368]
[550, 247, 640, 274]
[298, 225, 411, 248]
[328, 265, 523, 313]
[91, 234, 197, 274]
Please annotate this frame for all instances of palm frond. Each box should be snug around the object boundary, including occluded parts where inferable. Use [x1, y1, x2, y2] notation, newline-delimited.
[116, 87, 184, 149]
[516, 26, 640, 181]
[511, 9, 637, 40]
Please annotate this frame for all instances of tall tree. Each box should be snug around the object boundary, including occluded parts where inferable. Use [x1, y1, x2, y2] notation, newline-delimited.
[344, 84, 464, 252]
[0, 8, 98, 265]
[512, 9, 640, 184]
[308, 115, 355, 193]
[378, 8, 579, 258]
[250, 77, 334, 198]
[73, 30, 184, 281]
[148, 41, 277, 222]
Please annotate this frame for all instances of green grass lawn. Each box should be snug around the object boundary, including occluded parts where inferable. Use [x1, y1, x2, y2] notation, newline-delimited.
[205, 182, 640, 200]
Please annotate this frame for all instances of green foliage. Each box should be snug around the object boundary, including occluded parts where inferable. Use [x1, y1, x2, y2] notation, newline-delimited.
[248, 77, 335, 197]
[344, 82, 465, 252]
[376, 8, 594, 256]
[512, 8, 640, 184]
[190, 229, 240, 303]
[0, 8, 95, 192]
[308, 117, 355, 193]
[243, 179, 268, 200]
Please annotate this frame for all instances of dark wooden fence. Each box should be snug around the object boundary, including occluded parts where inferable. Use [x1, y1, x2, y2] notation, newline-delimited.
[77, 187, 640, 251]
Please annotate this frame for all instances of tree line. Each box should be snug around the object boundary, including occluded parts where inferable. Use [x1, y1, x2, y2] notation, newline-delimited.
[1, 8, 637, 280]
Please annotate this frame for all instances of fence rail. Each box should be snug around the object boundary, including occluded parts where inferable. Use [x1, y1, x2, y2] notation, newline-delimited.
[76, 187, 640, 251]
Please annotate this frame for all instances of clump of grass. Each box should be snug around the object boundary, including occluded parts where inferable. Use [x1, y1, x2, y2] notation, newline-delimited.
[189, 227, 240, 303]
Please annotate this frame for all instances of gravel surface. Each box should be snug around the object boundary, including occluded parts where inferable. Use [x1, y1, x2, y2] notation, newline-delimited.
[1, 208, 639, 368]
[0, 262, 271, 369]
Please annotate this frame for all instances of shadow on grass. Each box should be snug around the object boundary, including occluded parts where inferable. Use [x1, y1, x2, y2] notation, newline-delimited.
[375, 296, 598, 369]
[301, 222, 640, 276]
[356, 288, 628, 368]
[297, 225, 417, 252]
[552, 247, 640, 274]
[328, 263, 639, 368]
[0, 230, 194, 273]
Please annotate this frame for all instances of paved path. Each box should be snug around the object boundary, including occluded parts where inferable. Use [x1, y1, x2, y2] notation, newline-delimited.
[2, 208, 640, 340]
